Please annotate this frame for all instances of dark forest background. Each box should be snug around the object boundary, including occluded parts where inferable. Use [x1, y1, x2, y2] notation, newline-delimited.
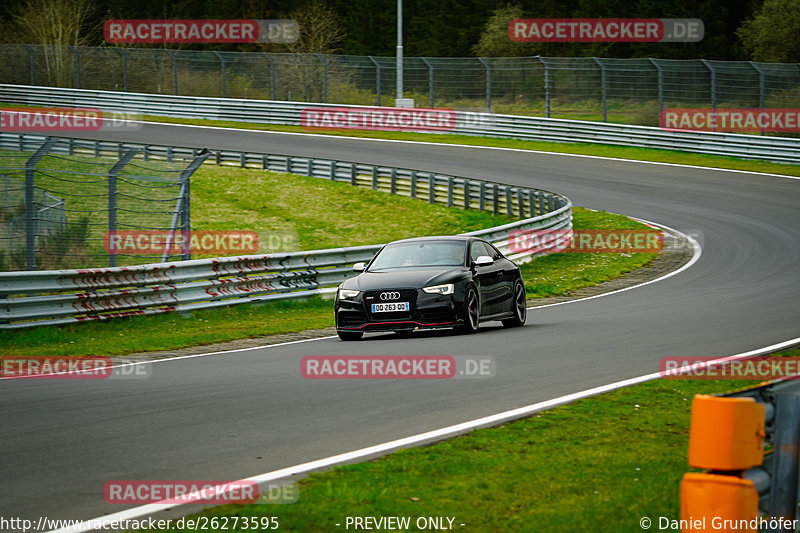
[0, 0, 798, 62]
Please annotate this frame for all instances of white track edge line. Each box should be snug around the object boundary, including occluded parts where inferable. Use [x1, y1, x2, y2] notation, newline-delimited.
[132, 119, 800, 181]
[50, 335, 800, 533]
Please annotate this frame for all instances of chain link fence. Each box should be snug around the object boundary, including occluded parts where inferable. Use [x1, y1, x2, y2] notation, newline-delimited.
[0, 136, 209, 271]
[1, 44, 799, 125]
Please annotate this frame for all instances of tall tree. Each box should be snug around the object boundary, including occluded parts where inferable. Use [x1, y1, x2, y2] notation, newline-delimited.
[738, 0, 800, 61]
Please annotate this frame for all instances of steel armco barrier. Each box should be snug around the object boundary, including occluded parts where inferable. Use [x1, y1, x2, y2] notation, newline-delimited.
[1, 85, 799, 165]
[0, 132, 572, 329]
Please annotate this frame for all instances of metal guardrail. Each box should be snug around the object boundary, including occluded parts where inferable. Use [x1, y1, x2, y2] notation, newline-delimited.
[726, 379, 800, 529]
[0, 132, 572, 329]
[2, 85, 799, 165]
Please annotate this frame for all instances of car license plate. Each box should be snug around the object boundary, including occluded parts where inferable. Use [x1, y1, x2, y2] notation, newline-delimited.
[371, 302, 410, 313]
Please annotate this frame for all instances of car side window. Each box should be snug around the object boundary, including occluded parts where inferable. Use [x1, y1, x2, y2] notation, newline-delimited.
[486, 242, 504, 260]
[470, 241, 491, 262]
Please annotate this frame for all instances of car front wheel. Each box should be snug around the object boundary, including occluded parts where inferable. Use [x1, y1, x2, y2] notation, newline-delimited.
[458, 286, 480, 334]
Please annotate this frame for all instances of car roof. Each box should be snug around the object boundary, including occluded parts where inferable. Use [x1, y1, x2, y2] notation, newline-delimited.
[386, 236, 481, 245]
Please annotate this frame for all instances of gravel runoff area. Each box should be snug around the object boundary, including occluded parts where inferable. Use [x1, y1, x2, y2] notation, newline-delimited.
[110, 230, 694, 365]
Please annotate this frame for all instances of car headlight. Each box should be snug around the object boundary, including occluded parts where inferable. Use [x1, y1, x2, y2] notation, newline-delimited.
[422, 283, 454, 295]
[338, 289, 360, 299]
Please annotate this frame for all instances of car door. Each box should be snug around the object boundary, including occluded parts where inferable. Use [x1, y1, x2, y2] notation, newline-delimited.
[486, 242, 518, 314]
[470, 240, 504, 316]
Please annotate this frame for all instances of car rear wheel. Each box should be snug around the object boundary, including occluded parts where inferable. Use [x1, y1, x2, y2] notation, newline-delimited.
[502, 281, 527, 328]
[458, 287, 480, 334]
[337, 330, 363, 341]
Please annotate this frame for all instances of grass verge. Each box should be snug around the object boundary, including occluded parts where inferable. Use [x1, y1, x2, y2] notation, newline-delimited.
[134, 348, 798, 533]
[0, 208, 657, 356]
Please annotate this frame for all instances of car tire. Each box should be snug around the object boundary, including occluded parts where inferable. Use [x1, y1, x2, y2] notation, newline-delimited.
[458, 286, 480, 334]
[337, 330, 363, 341]
[502, 280, 527, 328]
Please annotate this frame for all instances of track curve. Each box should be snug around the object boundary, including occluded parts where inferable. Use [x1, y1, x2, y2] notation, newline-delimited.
[1, 123, 798, 523]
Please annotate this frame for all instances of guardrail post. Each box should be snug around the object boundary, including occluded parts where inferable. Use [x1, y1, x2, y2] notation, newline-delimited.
[350, 163, 357, 186]
[528, 190, 536, 217]
[492, 184, 498, 214]
[368, 56, 381, 106]
[429, 174, 435, 204]
[463, 180, 470, 209]
[538, 57, 550, 118]
[478, 57, 492, 113]
[421, 57, 434, 108]
[330, 160, 337, 180]
[214, 51, 226, 98]
[117, 48, 128, 92]
[165, 49, 178, 96]
[107, 149, 139, 266]
[479, 182, 485, 211]
[447, 176, 453, 207]
[371, 167, 378, 190]
[517, 190, 524, 218]
[23, 44, 35, 85]
[768, 391, 800, 532]
[390, 168, 397, 194]
[410, 170, 417, 198]
[24, 137, 57, 271]
[505, 187, 513, 216]
[593, 58, 607, 122]
[69, 46, 81, 89]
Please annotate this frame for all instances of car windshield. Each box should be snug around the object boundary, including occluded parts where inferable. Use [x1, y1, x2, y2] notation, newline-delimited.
[368, 241, 467, 270]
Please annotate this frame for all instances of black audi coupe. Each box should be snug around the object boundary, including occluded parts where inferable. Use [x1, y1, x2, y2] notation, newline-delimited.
[334, 236, 527, 340]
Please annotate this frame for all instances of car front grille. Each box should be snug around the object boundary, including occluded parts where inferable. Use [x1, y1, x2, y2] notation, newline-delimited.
[364, 289, 417, 321]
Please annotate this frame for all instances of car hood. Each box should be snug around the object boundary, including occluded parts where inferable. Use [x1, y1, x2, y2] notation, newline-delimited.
[342, 268, 468, 291]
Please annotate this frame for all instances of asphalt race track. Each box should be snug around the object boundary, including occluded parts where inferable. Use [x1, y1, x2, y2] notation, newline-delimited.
[2, 123, 799, 524]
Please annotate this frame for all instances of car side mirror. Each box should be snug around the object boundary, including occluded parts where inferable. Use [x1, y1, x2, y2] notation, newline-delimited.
[474, 255, 494, 267]
[352, 262, 366, 272]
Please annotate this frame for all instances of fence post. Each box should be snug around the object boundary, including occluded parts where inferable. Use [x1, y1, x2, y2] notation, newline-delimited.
[316, 53, 327, 103]
[421, 57, 434, 108]
[70, 46, 81, 89]
[593, 58, 607, 122]
[538, 57, 550, 118]
[107, 149, 139, 267]
[165, 49, 178, 96]
[24, 137, 57, 271]
[117, 48, 128, 92]
[701, 59, 716, 115]
[750, 61, 766, 136]
[263, 53, 276, 100]
[214, 51, 226, 98]
[648, 58, 664, 115]
[23, 44, 35, 85]
[369, 56, 381, 106]
[478, 57, 492, 113]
